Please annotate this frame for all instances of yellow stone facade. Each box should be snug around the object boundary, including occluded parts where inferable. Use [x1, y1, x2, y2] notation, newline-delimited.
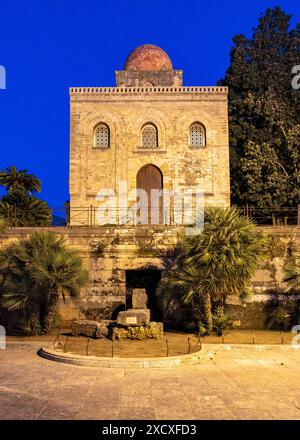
[69, 45, 230, 226]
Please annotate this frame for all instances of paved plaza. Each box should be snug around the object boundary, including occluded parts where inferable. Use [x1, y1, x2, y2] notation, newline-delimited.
[1, 346, 300, 420]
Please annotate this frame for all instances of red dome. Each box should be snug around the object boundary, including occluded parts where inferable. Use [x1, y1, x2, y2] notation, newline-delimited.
[124, 44, 173, 71]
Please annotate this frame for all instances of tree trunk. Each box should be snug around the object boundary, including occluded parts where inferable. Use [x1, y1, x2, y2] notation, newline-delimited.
[30, 312, 41, 335]
[26, 302, 41, 335]
[39, 300, 47, 333]
[202, 291, 213, 333]
[213, 300, 224, 318]
[43, 289, 59, 334]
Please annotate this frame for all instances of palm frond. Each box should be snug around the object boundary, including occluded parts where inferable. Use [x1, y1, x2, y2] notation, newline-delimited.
[283, 260, 300, 292]
[0, 231, 89, 332]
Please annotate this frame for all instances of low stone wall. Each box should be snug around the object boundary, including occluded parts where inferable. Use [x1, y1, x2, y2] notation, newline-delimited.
[227, 295, 300, 330]
[0, 225, 299, 329]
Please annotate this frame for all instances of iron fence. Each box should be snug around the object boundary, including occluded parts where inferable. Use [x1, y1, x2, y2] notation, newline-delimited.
[3, 205, 300, 227]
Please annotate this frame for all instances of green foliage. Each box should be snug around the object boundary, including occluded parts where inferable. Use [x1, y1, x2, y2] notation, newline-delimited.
[0, 166, 51, 226]
[137, 239, 156, 257]
[267, 255, 300, 330]
[261, 235, 287, 259]
[27, 320, 43, 336]
[0, 190, 52, 226]
[212, 313, 234, 336]
[157, 207, 264, 331]
[0, 232, 89, 334]
[89, 239, 107, 258]
[283, 259, 300, 293]
[266, 300, 298, 331]
[51, 312, 64, 330]
[0, 166, 41, 193]
[137, 237, 174, 259]
[113, 322, 163, 340]
[197, 321, 208, 337]
[219, 7, 300, 208]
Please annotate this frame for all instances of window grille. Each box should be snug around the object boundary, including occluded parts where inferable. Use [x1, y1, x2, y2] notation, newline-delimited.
[189, 123, 205, 147]
[141, 124, 158, 148]
[94, 123, 110, 148]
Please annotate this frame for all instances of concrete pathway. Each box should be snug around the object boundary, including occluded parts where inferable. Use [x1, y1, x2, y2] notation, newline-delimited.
[1, 347, 300, 420]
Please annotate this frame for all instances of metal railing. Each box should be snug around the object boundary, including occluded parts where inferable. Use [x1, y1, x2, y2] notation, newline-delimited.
[53, 332, 200, 358]
[3, 205, 300, 227]
[62, 205, 300, 227]
[238, 206, 300, 226]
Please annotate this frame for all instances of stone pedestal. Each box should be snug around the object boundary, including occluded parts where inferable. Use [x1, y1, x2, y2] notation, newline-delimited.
[72, 319, 111, 338]
[113, 288, 163, 340]
[132, 288, 148, 309]
[117, 309, 150, 327]
[116, 288, 151, 327]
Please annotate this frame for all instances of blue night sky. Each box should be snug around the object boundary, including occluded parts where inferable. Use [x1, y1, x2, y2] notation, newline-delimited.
[0, 0, 299, 207]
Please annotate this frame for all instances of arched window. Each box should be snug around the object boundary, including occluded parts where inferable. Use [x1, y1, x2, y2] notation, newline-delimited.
[189, 123, 206, 147]
[141, 124, 158, 148]
[94, 123, 110, 148]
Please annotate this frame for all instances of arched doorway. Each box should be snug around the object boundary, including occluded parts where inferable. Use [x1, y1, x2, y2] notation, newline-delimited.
[136, 164, 163, 224]
[125, 269, 162, 320]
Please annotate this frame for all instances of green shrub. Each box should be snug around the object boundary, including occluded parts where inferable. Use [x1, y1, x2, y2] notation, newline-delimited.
[213, 313, 234, 336]
[267, 301, 298, 331]
[51, 312, 64, 330]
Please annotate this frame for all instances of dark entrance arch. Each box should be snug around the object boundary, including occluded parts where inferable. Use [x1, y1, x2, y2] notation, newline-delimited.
[125, 269, 162, 321]
[136, 164, 163, 224]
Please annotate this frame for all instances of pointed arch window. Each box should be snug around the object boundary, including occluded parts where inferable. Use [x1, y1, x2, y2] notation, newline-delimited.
[141, 123, 158, 148]
[94, 123, 110, 148]
[189, 122, 206, 147]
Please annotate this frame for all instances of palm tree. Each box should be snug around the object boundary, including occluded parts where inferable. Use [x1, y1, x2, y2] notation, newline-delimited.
[0, 232, 89, 333]
[0, 268, 43, 333]
[0, 240, 42, 332]
[0, 190, 51, 226]
[0, 166, 51, 227]
[158, 207, 264, 333]
[283, 259, 300, 292]
[0, 166, 41, 193]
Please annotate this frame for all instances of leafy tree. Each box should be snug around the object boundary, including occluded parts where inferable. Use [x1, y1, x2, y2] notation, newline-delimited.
[0, 166, 41, 193]
[0, 232, 89, 333]
[0, 190, 51, 226]
[0, 166, 51, 226]
[157, 207, 264, 333]
[219, 7, 300, 208]
[212, 313, 234, 336]
[0, 250, 43, 333]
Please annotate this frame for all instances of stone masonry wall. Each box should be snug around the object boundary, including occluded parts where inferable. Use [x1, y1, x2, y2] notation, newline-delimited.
[0, 225, 299, 329]
[69, 87, 230, 226]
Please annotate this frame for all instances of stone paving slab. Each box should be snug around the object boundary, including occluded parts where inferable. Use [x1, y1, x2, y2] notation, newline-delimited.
[0, 348, 300, 420]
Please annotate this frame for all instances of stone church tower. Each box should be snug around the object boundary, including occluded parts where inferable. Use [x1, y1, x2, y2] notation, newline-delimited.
[69, 44, 230, 226]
